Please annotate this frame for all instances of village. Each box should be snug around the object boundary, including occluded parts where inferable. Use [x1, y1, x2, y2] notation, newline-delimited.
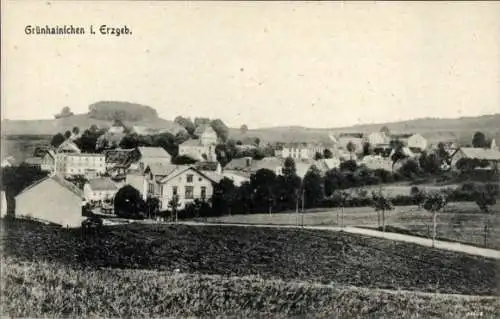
[2, 118, 499, 228]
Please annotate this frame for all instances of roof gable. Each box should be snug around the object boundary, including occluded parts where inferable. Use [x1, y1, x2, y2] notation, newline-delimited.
[16, 174, 83, 198]
[57, 140, 81, 154]
[459, 148, 500, 160]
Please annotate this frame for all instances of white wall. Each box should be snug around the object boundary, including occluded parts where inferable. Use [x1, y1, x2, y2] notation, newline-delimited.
[158, 169, 214, 210]
[16, 179, 84, 227]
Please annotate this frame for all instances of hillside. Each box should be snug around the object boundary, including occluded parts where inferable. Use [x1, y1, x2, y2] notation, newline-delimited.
[230, 113, 500, 145]
[2, 101, 186, 136]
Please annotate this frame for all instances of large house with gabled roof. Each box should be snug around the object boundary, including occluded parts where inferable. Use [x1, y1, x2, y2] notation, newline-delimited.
[15, 174, 85, 228]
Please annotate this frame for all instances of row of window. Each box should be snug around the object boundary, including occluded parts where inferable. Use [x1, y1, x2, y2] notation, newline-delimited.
[149, 183, 207, 200]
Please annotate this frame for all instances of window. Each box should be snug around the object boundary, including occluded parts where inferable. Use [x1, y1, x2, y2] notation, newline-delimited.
[201, 186, 206, 199]
[199, 177, 202, 182]
[185, 186, 194, 199]
[159, 185, 164, 196]
[187, 174, 194, 183]
[172, 186, 178, 196]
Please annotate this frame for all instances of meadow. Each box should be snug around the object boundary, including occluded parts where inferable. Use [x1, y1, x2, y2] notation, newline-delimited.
[204, 202, 500, 250]
[2, 218, 499, 317]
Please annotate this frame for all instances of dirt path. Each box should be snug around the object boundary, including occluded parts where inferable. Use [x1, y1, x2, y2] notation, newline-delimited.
[179, 221, 500, 259]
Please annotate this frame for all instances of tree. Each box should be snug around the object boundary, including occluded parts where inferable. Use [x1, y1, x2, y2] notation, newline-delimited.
[171, 155, 197, 165]
[346, 141, 356, 160]
[422, 191, 448, 247]
[362, 142, 373, 156]
[72, 126, 80, 135]
[54, 106, 74, 119]
[398, 159, 421, 179]
[254, 138, 261, 147]
[391, 145, 408, 166]
[474, 184, 498, 247]
[50, 133, 65, 148]
[174, 116, 196, 136]
[472, 131, 488, 148]
[114, 185, 147, 219]
[217, 178, 237, 215]
[323, 149, 333, 159]
[371, 190, 394, 232]
[410, 186, 427, 209]
[314, 152, 323, 160]
[146, 196, 160, 220]
[337, 191, 350, 228]
[64, 130, 72, 139]
[240, 124, 248, 134]
[89, 124, 99, 133]
[280, 157, 301, 212]
[250, 169, 277, 214]
[303, 166, 323, 209]
[340, 160, 357, 172]
[380, 126, 390, 135]
[210, 119, 229, 143]
[168, 194, 181, 222]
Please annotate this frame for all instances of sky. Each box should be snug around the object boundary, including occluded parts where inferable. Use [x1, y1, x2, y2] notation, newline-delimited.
[2, 1, 499, 129]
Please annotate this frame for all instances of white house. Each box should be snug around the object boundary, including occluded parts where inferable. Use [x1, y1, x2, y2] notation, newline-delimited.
[1, 191, 7, 218]
[15, 175, 85, 228]
[149, 166, 220, 210]
[55, 153, 106, 179]
[194, 124, 218, 146]
[41, 150, 56, 172]
[83, 178, 118, 202]
[363, 132, 389, 147]
[275, 143, 333, 160]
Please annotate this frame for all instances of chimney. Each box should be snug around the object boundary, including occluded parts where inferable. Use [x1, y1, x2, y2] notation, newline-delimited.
[245, 158, 251, 167]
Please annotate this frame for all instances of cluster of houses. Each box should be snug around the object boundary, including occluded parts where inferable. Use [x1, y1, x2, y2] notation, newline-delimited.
[2, 125, 500, 228]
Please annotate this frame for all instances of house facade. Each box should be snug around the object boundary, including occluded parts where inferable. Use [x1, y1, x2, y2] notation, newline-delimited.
[15, 175, 85, 228]
[41, 150, 56, 172]
[194, 125, 218, 146]
[55, 153, 106, 178]
[275, 143, 333, 160]
[363, 132, 389, 147]
[83, 178, 118, 202]
[147, 166, 218, 210]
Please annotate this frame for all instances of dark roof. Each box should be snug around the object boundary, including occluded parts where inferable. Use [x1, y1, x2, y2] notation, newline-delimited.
[104, 148, 135, 164]
[195, 161, 220, 171]
[390, 133, 414, 139]
[339, 133, 364, 138]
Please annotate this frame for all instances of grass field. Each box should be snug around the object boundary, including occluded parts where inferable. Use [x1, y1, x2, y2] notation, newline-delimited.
[204, 202, 500, 250]
[3, 256, 499, 318]
[1, 219, 498, 295]
[2, 219, 499, 317]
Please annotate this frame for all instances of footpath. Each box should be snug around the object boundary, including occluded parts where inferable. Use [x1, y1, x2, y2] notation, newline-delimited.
[179, 221, 500, 259]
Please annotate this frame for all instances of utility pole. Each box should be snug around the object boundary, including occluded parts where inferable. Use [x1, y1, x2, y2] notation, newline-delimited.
[301, 188, 305, 227]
